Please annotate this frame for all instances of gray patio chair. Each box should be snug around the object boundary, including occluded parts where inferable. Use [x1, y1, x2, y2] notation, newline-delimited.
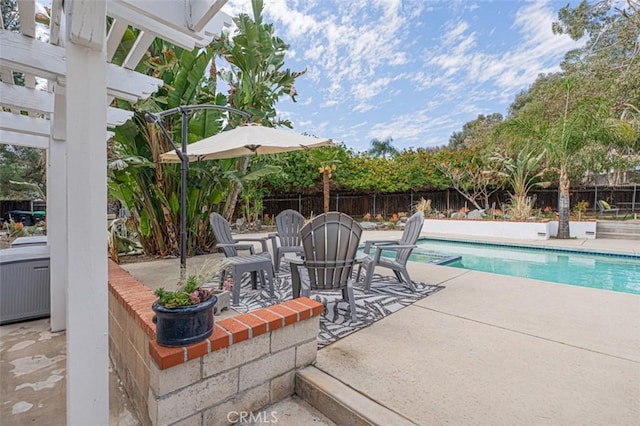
[356, 210, 424, 292]
[290, 212, 363, 322]
[209, 212, 270, 256]
[209, 213, 274, 302]
[269, 209, 306, 272]
[596, 200, 619, 218]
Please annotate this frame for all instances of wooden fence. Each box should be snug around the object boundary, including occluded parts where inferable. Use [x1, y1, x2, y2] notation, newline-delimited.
[262, 184, 639, 220]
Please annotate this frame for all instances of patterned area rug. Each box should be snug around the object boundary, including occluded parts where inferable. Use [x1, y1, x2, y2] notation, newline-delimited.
[230, 268, 444, 348]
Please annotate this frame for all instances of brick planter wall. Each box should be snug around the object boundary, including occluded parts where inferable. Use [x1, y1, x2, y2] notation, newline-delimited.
[108, 261, 323, 426]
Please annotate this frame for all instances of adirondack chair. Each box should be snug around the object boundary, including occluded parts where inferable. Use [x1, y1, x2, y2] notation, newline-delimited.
[209, 212, 270, 256]
[356, 211, 424, 292]
[269, 209, 306, 272]
[209, 213, 274, 304]
[290, 212, 363, 322]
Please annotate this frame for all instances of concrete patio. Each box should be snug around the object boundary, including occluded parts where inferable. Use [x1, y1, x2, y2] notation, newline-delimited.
[1, 232, 638, 424]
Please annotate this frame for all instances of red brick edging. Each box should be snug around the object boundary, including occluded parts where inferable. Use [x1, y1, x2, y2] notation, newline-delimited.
[108, 261, 323, 370]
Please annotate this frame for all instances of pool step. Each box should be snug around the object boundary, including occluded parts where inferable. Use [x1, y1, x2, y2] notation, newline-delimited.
[295, 366, 416, 426]
[596, 221, 640, 240]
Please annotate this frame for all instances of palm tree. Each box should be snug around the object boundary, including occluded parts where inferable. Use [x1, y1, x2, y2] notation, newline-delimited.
[498, 78, 635, 238]
[368, 137, 397, 159]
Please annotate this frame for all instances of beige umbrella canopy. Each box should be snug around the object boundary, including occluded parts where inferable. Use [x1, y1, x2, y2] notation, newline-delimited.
[160, 123, 333, 163]
[155, 119, 332, 274]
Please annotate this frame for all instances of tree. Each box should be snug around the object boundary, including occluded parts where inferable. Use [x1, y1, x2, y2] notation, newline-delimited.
[447, 114, 504, 150]
[433, 149, 503, 210]
[108, 1, 302, 257]
[498, 77, 635, 238]
[554, 0, 640, 149]
[0, 1, 46, 201]
[368, 137, 398, 158]
[211, 0, 306, 220]
[310, 146, 345, 213]
[109, 42, 229, 257]
[492, 150, 549, 220]
[0, 145, 46, 200]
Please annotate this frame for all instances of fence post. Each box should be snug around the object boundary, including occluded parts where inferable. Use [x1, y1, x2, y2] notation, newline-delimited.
[298, 194, 302, 213]
[373, 193, 376, 217]
[336, 193, 339, 212]
[410, 191, 414, 211]
[633, 183, 637, 213]
[593, 185, 598, 213]
[446, 189, 450, 212]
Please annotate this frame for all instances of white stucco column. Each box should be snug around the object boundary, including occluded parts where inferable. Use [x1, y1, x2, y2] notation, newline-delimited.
[64, 1, 109, 424]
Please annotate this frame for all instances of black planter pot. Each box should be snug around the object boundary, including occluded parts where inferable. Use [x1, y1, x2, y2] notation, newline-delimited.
[152, 295, 217, 347]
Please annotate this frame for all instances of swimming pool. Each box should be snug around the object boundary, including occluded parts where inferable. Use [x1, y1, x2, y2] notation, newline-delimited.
[410, 239, 640, 295]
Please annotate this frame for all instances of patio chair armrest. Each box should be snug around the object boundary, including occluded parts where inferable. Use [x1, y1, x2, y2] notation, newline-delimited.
[233, 237, 270, 252]
[290, 261, 304, 298]
[363, 239, 400, 254]
[373, 243, 417, 252]
[288, 257, 304, 266]
[371, 244, 417, 262]
[217, 242, 255, 254]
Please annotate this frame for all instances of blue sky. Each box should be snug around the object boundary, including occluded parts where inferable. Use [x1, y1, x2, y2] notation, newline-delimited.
[223, 0, 586, 153]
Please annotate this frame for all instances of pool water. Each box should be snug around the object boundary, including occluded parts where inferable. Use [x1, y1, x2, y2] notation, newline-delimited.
[410, 239, 640, 295]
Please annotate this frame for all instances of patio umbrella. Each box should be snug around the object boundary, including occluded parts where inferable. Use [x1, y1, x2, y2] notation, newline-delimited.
[156, 119, 333, 274]
[160, 123, 332, 163]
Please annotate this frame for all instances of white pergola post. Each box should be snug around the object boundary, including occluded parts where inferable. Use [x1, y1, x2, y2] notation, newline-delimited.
[48, 84, 68, 333]
[1, 2, 232, 423]
[64, 1, 109, 423]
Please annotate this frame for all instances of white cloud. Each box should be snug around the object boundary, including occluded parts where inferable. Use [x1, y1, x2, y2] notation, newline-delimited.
[222, 0, 586, 151]
[443, 21, 469, 46]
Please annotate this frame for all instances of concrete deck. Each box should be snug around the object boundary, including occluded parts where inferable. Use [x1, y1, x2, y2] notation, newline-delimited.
[1, 231, 638, 424]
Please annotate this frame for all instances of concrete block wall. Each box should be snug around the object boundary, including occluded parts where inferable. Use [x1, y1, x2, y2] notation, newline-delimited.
[107, 261, 323, 426]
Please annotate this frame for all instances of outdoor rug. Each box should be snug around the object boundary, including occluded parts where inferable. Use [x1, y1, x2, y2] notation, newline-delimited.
[229, 268, 444, 348]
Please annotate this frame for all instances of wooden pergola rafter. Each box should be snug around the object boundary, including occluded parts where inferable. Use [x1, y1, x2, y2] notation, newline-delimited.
[0, 1, 230, 424]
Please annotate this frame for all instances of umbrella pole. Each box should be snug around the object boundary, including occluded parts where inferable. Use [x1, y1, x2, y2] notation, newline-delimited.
[146, 105, 252, 277]
[180, 109, 189, 278]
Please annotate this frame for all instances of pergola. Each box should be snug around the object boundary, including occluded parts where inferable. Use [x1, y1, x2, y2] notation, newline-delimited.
[0, 0, 230, 423]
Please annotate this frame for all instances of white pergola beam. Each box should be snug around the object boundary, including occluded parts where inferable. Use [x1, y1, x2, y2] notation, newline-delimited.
[106, 18, 129, 62]
[106, 65, 162, 101]
[122, 31, 154, 70]
[0, 29, 66, 80]
[1, 82, 135, 127]
[0, 82, 54, 113]
[108, 1, 201, 49]
[108, 0, 232, 49]
[0, 111, 50, 136]
[1, 30, 162, 101]
[188, 0, 226, 32]
[0, 129, 48, 148]
[107, 107, 134, 127]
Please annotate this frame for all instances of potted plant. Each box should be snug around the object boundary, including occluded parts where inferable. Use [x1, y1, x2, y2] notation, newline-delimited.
[152, 275, 218, 347]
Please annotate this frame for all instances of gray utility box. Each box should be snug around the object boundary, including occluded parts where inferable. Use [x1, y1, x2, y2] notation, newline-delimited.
[0, 245, 50, 324]
[11, 236, 48, 247]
